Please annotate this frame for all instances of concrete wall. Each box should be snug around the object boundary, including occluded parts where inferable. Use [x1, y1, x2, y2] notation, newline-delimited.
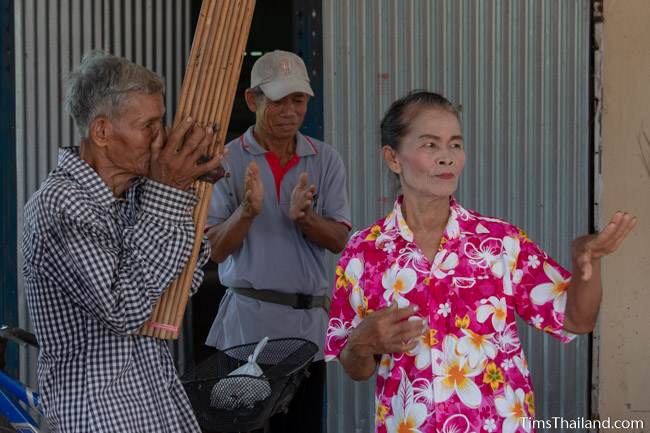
[599, 0, 650, 430]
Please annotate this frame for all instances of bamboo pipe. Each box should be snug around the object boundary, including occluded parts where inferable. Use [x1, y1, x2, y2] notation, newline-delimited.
[150, 0, 236, 338]
[139, 0, 219, 338]
[166, 0, 256, 338]
[158, 0, 245, 338]
[153, 3, 228, 338]
[139, 0, 256, 338]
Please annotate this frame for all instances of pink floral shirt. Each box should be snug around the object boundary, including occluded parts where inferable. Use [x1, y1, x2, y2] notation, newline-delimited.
[325, 197, 576, 433]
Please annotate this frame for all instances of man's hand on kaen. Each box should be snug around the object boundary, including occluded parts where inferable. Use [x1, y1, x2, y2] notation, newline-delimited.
[149, 116, 227, 191]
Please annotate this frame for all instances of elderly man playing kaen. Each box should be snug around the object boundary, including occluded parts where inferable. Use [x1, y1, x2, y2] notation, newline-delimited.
[22, 51, 225, 432]
[205, 50, 351, 433]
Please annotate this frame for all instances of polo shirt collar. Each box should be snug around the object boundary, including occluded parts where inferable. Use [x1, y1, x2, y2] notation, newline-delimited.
[241, 126, 318, 157]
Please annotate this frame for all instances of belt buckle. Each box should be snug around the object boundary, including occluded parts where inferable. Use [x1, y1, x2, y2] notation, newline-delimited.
[294, 294, 313, 310]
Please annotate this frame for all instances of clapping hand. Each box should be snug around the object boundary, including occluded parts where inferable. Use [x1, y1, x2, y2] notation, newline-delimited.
[241, 161, 264, 218]
[289, 172, 317, 221]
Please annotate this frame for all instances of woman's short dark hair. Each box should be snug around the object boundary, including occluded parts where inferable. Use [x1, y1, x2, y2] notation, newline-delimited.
[380, 91, 460, 151]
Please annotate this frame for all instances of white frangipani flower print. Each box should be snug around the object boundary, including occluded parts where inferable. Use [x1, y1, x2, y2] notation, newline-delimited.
[530, 261, 571, 314]
[378, 354, 395, 379]
[491, 236, 523, 295]
[457, 328, 497, 368]
[430, 249, 459, 280]
[349, 285, 371, 327]
[382, 263, 417, 307]
[446, 208, 461, 239]
[476, 296, 508, 332]
[432, 335, 483, 408]
[476, 223, 490, 234]
[344, 257, 364, 287]
[408, 319, 438, 370]
[376, 230, 398, 253]
[513, 354, 530, 378]
[495, 385, 531, 433]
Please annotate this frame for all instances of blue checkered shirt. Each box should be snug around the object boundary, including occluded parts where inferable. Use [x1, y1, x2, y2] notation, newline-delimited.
[22, 148, 208, 433]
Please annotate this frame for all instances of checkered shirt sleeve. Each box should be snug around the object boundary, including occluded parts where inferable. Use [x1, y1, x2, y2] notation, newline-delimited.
[21, 149, 209, 432]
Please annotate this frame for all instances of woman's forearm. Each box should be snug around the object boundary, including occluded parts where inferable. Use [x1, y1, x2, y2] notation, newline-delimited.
[339, 344, 377, 381]
[564, 258, 603, 334]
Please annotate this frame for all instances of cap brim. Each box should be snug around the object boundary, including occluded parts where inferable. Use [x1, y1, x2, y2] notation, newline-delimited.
[260, 79, 314, 101]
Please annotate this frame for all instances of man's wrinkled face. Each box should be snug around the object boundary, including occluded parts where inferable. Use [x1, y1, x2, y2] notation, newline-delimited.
[254, 92, 309, 140]
[106, 91, 166, 177]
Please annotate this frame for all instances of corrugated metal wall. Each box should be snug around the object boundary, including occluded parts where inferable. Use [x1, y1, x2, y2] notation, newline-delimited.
[13, 0, 194, 386]
[323, 1, 591, 432]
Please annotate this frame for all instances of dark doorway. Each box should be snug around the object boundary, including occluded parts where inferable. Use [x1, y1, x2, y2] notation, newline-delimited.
[0, 0, 18, 375]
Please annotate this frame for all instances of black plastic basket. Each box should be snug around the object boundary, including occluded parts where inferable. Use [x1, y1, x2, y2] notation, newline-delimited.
[182, 338, 318, 432]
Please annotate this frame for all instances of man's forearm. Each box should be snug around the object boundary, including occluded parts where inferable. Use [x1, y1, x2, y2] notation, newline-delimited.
[564, 258, 603, 334]
[207, 205, 255, 263]
[295, 209, 349, 253]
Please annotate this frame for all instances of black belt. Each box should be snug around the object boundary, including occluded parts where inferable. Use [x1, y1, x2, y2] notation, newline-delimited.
[230, 287, 331, 313]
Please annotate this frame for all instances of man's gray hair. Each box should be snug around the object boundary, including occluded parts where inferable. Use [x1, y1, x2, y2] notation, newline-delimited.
[251, 86, 265, 98]
[250, 85, 269, 120]
[65, 50, 165, 138]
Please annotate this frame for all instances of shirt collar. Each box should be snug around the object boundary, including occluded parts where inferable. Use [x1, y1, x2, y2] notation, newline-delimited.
[384, 195, 468, 243]
[58, 147, 118, 209]
[241, 125, 318, 157]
